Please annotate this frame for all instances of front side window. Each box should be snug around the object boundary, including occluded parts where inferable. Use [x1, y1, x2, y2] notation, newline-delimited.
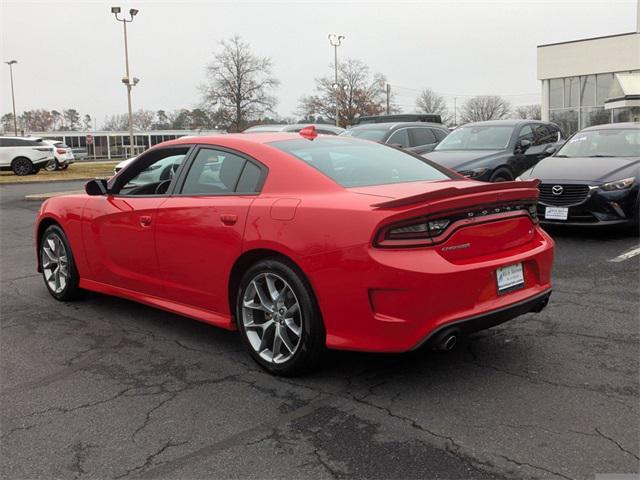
[517, 125, 534, 143]
[556, 128, 640, 158]
[433, 129, 449, 142]
[181, 148, 261, 195]
[269, 137, 452, 188]
[117, 148, 188, 195]
[435, 125, 514, 151]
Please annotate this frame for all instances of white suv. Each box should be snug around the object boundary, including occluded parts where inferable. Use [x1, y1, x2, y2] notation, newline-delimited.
[0, 137, 54, 175]
[43, 140, 75, 171]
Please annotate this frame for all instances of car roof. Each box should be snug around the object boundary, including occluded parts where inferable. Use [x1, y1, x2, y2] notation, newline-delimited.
[163, 132, 329, 146]
[460, 119, 545, 127]
[580, 122, 639, 132]
[347, 122, 446, 131]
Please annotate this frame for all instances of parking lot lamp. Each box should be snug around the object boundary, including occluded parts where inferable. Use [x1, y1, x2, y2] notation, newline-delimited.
[328, 34, 345, 127]
[4, 60, 18, 136]
[111, 7, 139, 156]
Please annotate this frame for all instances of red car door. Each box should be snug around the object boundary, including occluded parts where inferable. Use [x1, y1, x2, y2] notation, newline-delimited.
[82, 147, 190, 297]
[83, 196, 168, 296]
[154, 147, 265, 318]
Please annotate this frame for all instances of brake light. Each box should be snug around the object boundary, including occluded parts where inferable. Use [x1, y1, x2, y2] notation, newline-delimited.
[56, 148, 66, 154]
[376, 202, 538, 248]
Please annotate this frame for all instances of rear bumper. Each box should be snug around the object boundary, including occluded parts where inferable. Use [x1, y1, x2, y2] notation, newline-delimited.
[305, 223, 555, 353]
[414, 289, 551, 349]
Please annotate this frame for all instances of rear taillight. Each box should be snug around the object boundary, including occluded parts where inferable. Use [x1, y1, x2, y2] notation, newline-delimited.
[376, 202, 538, 248]
[56, 148, 66, 154]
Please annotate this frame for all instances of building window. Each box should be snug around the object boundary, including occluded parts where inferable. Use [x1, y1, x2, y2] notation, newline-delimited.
[580, 107, 610, 129]
[550, 79, 563, 109]
[580, 75, 596, 107]
[564, 77, 579, 108]
[550, 110, 578, 136]
[596, 73, 614, 106]
[612, 106, 640, 123]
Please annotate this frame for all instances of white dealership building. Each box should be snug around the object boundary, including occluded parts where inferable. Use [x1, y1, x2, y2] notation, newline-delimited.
[537, 28, 640, 135]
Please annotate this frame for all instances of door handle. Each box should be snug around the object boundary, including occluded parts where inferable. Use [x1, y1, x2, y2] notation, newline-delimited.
[139, 215, 152, 227]
[220, 214, 238, 226]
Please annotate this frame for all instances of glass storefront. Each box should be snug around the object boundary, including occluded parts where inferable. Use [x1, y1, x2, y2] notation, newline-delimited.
[548, 71, 639, 135]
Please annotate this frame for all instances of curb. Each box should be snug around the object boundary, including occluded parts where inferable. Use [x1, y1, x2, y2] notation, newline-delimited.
[25, 190, 84, 201]
[1, 177, 97, 187]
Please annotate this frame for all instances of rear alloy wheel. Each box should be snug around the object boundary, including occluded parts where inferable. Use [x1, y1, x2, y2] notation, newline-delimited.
[12, 157, 34, 176]
[45, 159, 59, 171]
[237, 259, 325, 376]
[40, 225, 83, 301]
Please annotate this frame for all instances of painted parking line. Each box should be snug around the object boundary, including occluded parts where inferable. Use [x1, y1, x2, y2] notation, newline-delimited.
[610, 246, 640, 263]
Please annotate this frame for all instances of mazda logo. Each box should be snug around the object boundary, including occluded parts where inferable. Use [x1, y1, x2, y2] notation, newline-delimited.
[552, 185, 564, 196]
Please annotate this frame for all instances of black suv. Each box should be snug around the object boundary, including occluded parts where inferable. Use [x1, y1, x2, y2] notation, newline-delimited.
[340, 122, 449, 155]
[353, 113, 442, 125]
[425, 120, 565, 181]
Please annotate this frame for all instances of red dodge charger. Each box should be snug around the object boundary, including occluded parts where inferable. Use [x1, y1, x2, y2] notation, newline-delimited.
[35, 128, 554, 375]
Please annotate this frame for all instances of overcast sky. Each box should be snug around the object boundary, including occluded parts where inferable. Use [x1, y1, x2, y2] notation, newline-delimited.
[1, 0, 637, 127]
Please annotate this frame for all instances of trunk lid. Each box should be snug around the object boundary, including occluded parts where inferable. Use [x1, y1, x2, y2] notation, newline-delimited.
[369, 179, 541, 259]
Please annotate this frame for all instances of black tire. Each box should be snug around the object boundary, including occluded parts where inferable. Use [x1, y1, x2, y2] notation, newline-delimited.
[40, 225, 84, 301]
[236, 258, 325, 376]
[45, 159, 59, 172]
[489, 167, 513, 182]
[12, 157, 34, 176]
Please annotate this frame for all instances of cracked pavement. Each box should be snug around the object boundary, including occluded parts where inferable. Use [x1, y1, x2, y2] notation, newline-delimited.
[1, 180, 638, 479]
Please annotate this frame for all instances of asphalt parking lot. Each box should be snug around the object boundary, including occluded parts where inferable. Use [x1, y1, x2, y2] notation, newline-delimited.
[1, 180, 638, 479]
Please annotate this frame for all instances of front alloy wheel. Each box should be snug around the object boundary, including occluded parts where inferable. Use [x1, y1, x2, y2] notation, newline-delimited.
[40, 225, 83, 301]
[237, 259, 325, 375]
[12, 157, 33, 176]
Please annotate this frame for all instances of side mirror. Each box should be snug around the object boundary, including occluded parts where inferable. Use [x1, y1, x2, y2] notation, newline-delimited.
[85, 179, 108, 196]
[389, 143, 405, 149]
[544, 145, 557, 155]
[517, 139, 532, 153]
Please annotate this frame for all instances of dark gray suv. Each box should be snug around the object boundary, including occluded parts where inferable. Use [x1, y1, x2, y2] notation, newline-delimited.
[340, 122, 449, 155]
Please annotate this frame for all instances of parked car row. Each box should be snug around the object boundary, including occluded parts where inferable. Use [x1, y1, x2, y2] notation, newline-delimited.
[0, 136, 74, 175]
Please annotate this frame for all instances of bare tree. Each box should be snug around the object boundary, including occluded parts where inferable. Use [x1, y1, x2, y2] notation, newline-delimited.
[514, 104, 541, 120]
[415, 88, 451, 125]
[103, 114, 129, 131]
[298, 58, 389, 127]
[459, 96, 511, 123]
[201, 35, 279, 132]
[132, 109, 155, 130]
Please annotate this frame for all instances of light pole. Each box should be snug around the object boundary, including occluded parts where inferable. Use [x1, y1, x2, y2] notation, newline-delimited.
[4, 60, 18, 136]
[111, 6, 139, 157]
[328, 34, 345, 127]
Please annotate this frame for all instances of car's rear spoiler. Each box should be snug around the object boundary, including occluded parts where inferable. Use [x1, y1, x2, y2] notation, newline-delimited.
[371, 179, 540, 209]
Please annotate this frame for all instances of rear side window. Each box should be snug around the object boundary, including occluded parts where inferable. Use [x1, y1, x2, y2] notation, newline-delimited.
[409, 128, 436, 146]
[181, 148, 262, 195]
[269, 137, 451, 188]
[235, 161, 263, 193]
[387, 129, 410, 148]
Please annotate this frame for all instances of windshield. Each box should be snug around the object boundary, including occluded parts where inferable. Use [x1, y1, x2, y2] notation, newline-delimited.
[435, 125, 513, 151]
[340, 128, 387, 142]
[556, 128, 640, 158]
[269, 137, 452, 188]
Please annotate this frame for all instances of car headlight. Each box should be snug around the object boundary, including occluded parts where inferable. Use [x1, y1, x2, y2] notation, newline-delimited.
[599, 177, 635, 191]
[459, 168, 489, 179]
